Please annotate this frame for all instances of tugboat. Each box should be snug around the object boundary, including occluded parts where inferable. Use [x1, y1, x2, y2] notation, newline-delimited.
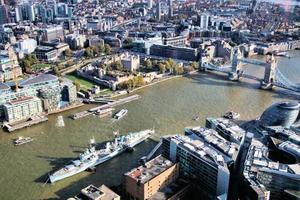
[14, 137, 34, 146]
[114, 109, 128, 120]
[223, 111, 240, 120]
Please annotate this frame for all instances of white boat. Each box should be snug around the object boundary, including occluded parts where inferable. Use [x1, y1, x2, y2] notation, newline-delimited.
[14, 137, 33, 146]
[114, 109, 128, 120]
[223, 111, 240, 119]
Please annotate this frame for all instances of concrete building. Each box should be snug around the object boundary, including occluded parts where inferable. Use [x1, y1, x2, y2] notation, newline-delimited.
[41, 26, 64, 42]
[74, 184, 120, 200]
[20, 4, 36, 22]
[65, 33, 87, 50]
[148, 0, 153, 9]
[0, 49, 22, 82]
[124, 155, 179, 200]
[87, 36, 104, 47]
[243, 143, 300, 200]
[161, 131, 234, 200]
[168, 0, 173, 18]
[34, 46, 58, 62]
[15, 38, 37, 54]
[150, 44, 198, 61]
[200, 14, 210, 29]
[0, 5, 9, 25]
[206, 117, 245, 144]
[156, 1, 161, 21]
[163, 36, 186, 47]
[0, 74, 65, 120]
[3, 96, 43, 123]
[61, 81, 77, 105]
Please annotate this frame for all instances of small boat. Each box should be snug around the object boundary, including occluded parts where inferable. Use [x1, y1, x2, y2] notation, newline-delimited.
[114, 109, 128, 120]
[193, 115, 200, 121]
[14, 137, 33, 146]
[223, 111, 240, 120]
[274, 51, 290, 58]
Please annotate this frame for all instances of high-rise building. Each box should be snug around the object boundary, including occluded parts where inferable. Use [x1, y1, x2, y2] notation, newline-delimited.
[161, 129, 237, 200]
[156, 1, 161, 21]
[0, 5, 9, 25]
[148, 0, 152, 9]
[41, 26, 64, 42]
[168, 0, 173, 18]
[27, 4, 36, 22]
[200, 13, 210, 29]
[15, 7, 22, 22]
[15, 4, 36, 22]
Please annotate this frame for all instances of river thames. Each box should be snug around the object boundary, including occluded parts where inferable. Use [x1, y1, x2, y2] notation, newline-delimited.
[0, 52, 299, 199]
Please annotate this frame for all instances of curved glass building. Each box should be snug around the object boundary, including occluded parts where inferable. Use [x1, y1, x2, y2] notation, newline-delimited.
[259, 101, 300, 128]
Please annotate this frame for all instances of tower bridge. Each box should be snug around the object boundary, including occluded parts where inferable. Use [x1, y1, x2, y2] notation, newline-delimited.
[199, 46, 300, 93]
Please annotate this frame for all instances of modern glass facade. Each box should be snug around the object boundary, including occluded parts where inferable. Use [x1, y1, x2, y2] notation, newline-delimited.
[259, 101, 300, 128]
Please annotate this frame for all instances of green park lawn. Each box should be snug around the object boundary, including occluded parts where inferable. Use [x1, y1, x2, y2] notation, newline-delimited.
[64, 72, 95, 91]
[31, 63, 53, 72]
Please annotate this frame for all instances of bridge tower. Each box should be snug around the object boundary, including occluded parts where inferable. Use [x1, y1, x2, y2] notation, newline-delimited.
[261, 55, 277, 90]
[228, 47, 243, 81]
[198, 54, 208, 71]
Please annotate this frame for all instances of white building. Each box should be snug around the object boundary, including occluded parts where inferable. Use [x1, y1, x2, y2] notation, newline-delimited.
[15, 38, 37, 54]
[200, 13, 210, 29]
[3, 96, 43, 123]
[121, 53, 140, 72]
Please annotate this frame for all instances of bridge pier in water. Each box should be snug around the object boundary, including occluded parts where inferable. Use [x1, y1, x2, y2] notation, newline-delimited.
[260, 55, 277, 90]
[228, 47, 243, 81]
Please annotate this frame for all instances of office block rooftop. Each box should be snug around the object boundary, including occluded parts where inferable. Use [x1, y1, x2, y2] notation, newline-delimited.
[125, 155, 174, 184]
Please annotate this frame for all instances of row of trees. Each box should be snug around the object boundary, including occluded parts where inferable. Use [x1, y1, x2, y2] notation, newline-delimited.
[84, 44, 112, 58]
[143, 58, 198, 75]
[118, 75, 145, 90]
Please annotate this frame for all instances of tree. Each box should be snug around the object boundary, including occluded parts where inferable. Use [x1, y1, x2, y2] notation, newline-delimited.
[144, 60, 152, 69]
[185, 66, 194, 73]
[173, 65, 184, 75]
[114, 61, 123, 71]
[158, 63, 166, 74]
[99, 45, 105, 53]
[135, 76, 145, 86]
[152, 60, 158, 68]
[190, 61, 198, 70]
[123, 38, 134, 49]
[104, 44, 112, 54]
[53, 66, 61, 76]
[64, 49, 73, 57]
[74, 80, 81, 91]
[164, 61, 171, 70]
[84, 47, 93, 58]
[23, 59, 31, 69]
[167, 58, 175, 69]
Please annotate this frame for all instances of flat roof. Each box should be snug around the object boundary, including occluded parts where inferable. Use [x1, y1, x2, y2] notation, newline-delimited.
[125, 155, 174, 184]
[7, 96, 33, 105]
[20, 74, 58, 86]
[0, 82, 10, 90]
